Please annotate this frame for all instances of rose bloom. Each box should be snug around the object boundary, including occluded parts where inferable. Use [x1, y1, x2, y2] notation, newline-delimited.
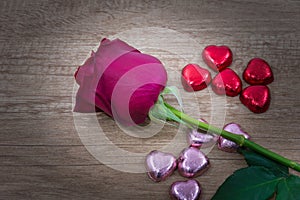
[74, 38, 167, 125]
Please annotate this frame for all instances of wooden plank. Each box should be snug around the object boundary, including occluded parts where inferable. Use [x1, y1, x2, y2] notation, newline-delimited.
[0, 0, 299, 199]
[0, 159, 247, 200]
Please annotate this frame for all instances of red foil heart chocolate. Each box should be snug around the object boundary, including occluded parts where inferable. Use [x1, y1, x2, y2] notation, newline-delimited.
[181, 64, 212, 92]
[145, 150, 177, 182]
[211, 68, 242, 97]
[202, 45, 233, 71]
[240, 85, 271, 113]
[170, 179, 201, 200]
[243, 58, 274, 85]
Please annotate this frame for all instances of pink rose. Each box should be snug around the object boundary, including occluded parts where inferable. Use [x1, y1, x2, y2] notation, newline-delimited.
[74, 38, 167, 125]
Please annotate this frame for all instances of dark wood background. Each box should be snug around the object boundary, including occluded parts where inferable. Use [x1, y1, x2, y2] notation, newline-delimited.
[1, 0, 299, 199]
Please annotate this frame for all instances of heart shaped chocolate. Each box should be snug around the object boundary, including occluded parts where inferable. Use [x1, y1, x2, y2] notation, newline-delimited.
[177, 147, 210, 178]
[218, 123, 250, 153]
[170, 179, 201, 200]
[202, 45, 233, 71]
[187, 119, 219, 148]
[243, 58, 274, 85]
[240, 85, 271, 113]
[211, 68, 242, 97]
[145, 150, 177, 182]
[181, 64, 212, 92]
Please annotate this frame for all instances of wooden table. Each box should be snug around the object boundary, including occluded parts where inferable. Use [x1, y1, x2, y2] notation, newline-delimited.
[1, 1, 299, 199]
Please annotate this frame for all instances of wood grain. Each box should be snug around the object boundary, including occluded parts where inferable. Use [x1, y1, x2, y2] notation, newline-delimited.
[0, 0, 299, 199]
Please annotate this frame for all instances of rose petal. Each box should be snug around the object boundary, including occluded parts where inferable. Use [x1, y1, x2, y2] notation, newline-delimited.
[74, 38, 167, 125]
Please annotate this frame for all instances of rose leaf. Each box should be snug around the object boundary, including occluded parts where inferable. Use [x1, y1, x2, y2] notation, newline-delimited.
[276, 175, 300, 200]
[212, 166, 281, 200]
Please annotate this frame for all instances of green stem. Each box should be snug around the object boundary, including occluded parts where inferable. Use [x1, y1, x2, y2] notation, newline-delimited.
[164, 102, 300, 172]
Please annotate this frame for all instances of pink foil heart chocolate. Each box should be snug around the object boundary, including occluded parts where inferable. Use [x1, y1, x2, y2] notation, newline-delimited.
[211, 68, 242, 97]
[177, 147, 210, 178]
[170, 179, 201, 200]
[145, 150, 177, 182]
[181, 64, 212, 92]
[187, 119, 219, 148]
[243, 58, 274, 85]
[240, 85, 271, 113]
[218, 123, 250, 153]
[202, 45, 233, 71]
